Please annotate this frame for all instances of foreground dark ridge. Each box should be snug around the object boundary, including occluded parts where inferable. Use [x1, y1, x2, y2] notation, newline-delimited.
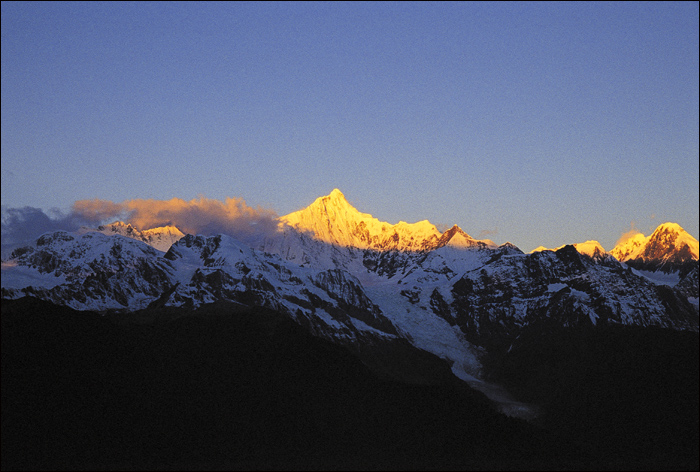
[3, 297, 698, 470]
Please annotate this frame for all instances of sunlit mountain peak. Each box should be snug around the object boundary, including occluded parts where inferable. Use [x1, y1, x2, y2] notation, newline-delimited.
[611, 222, 699, 263]
[572, 240, 608, 259]
[278, 190, 505, 252]
[644, 222, 699, 260]
[434, 224, 496, 249]
[328, 188, 345, 199]
[280, 189, 443, 251]
[609, 232, 647, 261]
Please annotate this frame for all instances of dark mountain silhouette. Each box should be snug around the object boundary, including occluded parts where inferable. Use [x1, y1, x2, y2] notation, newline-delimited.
[3, 297, 581, 471]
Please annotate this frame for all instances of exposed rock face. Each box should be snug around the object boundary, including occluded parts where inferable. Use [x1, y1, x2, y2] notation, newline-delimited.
[676, 265, 699, 299]
[311, 269, 396, 335]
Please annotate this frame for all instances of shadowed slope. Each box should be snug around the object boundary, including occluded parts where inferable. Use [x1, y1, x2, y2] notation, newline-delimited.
[2, 297, 573, 471]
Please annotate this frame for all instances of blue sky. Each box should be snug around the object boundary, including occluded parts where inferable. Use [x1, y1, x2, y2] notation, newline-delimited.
[2, 1, 698, 252]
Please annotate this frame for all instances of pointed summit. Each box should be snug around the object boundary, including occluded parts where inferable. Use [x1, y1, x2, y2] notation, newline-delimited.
[611, 222, 698, 263]
[281, 189, 374, 248]
[316, 188, 356, 215]
[280, 190, 443, 251]
[433, 225, 499, 250]
[435, 225, 475, 249]
[328, 188, 346, 200]
[531, 240, 610, 260]
[642, 222, 698, 262]
[611, 222, 698, 277]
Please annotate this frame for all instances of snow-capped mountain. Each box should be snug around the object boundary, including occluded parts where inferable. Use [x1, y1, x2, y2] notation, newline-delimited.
[2, 190, 698, 411]
[84, 221, 185, 252]
[1, 231, 395, 341]
[611, 223, 698, 262]
[280, 188, 497, 252]
[611, 222, 699, 285]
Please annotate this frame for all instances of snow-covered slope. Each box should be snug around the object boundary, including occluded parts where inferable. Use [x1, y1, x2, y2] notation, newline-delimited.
[532, 226, 699, 289]
[609, 232, 648, 261]
[1, 231, 396, 340]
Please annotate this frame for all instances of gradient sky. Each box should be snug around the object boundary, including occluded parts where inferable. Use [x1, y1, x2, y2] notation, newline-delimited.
[2, 1, 698, 252]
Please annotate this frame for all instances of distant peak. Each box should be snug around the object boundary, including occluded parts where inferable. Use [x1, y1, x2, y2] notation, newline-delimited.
[611, 221, 699, 263]
[143, 225, 185, 236]
[531, 241, 608, 259]
[647, 222, 694, 246]
[435, 225, 480, 249]
[573, 240, 609, 259]
[280, 189, 446, 251]
[442, 224, 473, 240]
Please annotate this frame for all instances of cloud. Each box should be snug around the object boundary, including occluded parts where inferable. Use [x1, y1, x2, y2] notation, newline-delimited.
[75, 196, 281, 243]
[2, 196, 281, 259]
[478, 227, 499, 239]
[1, 205, 101, 259]
[128, 197, 279, 242]
[614, 221, 645, 247]
[71, 199, 127, 222]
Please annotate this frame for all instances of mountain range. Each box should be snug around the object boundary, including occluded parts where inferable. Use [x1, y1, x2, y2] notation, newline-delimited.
[2, 188, 698, 469]
[2, 189, 697, 387]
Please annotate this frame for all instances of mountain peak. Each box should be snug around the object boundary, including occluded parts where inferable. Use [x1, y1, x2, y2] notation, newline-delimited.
[650, 222, 692, 244]
[280, 190, 443, 251]
[328, 188, 346, 200]
[531, 240, 609, 260]
[610, 222, 698, 277]
[435, 225, 475, 249]
[572, 240, 610, 260]
[645, 222, 698, 261]
[319, 188, 355, 212]
[655, 222, 684, 233]
[610, 232, 647, 261]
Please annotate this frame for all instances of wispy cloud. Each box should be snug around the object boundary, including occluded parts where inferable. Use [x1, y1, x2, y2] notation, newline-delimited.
[614, 221, 645, 247]
[478, 228, 498, 239]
